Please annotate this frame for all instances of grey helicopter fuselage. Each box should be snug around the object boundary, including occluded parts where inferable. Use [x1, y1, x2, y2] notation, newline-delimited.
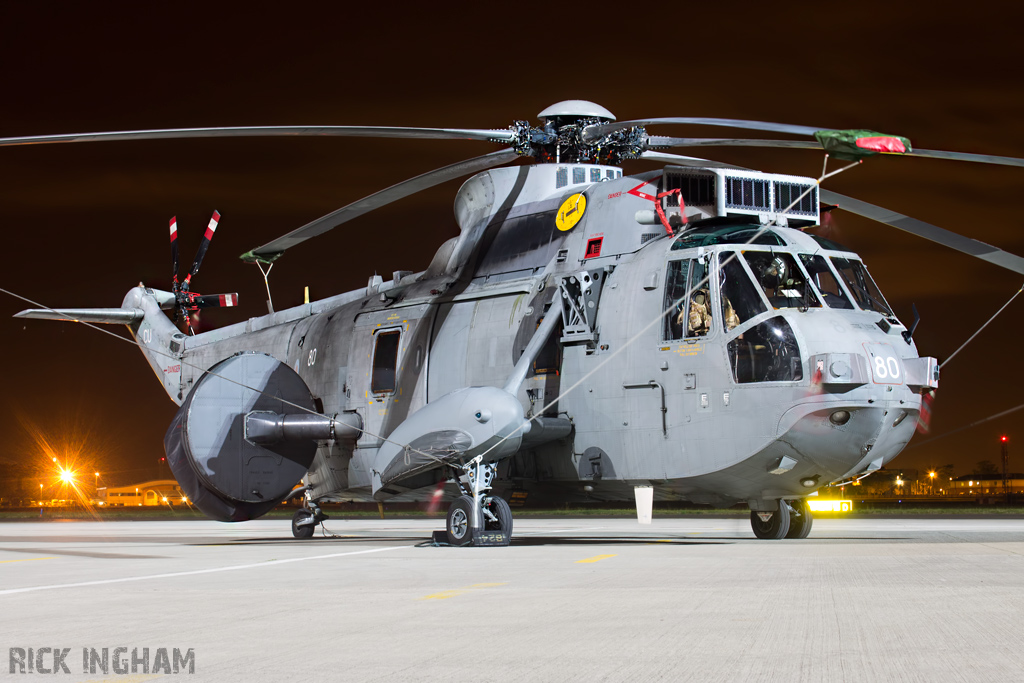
[123, 160, 938, 514]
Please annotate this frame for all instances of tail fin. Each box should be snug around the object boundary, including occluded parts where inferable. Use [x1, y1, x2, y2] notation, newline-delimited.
[15, 286, 187, 404]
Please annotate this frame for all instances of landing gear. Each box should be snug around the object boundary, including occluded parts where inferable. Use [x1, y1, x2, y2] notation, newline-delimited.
[750, 499, 790, 539]
[292, 509, 316, 539]
[439, 459, 513, 547]
[291, 497, 328, 539]
[786, 498, 813, 539]
[485, 496, 513, 536]
[445, 496, 475, 546]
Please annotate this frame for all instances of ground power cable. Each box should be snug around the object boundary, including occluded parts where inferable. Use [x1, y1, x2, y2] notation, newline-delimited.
[940, 282, 1024, 368]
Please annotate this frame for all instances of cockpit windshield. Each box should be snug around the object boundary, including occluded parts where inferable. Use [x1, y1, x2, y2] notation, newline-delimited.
[742, 251, 821, 309]
[829, 257, 893, 316]
[800, 254, 853, 309]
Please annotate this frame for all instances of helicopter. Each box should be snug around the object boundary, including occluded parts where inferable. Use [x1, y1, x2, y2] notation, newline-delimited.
[7, 100, 1024, 545]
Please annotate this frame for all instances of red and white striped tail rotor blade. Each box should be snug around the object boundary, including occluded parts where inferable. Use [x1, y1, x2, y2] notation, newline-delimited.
[169, 216, 180, 288]
[194, 292, 239, 309]
[184, 210, 221, 287]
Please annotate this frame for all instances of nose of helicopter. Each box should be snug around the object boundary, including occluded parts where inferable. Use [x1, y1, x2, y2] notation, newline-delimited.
[776, 397, 921, 484]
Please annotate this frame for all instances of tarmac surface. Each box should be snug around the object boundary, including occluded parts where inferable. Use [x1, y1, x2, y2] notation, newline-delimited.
[2, 516, 1024, 682]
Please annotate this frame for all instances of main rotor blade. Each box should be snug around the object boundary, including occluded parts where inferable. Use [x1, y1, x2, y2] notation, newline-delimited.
[648, 136, 821, 150]
[241, 148, 520, 263]
[908, 148, 1024, 168]
[820, 190, 1024, 276]
[638, 150, 748, 170]
[0, 125, 515, 147]
[649, 137, 1024, 168]
[584, 117, 826, 142]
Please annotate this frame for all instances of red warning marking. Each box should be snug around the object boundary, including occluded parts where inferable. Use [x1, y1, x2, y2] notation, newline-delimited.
[856, 137, 907, 154]
[585, 237, 603, 259]
[626, 180, 659, 202]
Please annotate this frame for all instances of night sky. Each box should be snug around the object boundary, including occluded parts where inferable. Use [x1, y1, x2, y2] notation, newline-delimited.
[1, 3, 1022, 487]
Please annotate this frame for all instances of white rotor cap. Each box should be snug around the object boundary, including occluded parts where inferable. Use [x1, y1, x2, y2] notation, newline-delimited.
[538, 100, 615, 122]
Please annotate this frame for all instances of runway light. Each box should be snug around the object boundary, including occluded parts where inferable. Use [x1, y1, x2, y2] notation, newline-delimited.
[59, 469, 75, 484]
[807, 499, 853, 513]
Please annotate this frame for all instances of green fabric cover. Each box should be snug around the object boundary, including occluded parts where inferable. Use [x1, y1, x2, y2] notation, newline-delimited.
[814, 129, 912, 161]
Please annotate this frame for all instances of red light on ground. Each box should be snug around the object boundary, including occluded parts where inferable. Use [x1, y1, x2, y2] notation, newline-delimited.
[1001, 436, 1008, 442]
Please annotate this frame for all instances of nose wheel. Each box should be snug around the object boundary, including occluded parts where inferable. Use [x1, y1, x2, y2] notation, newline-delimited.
[750, 499, 813, 539]
[750, 499, 791, 539]
[439, 459, 513, 547]
[785, 498, 814, 539]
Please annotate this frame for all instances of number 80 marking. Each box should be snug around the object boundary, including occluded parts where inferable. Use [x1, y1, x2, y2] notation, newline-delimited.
[873, 355, 900, 379]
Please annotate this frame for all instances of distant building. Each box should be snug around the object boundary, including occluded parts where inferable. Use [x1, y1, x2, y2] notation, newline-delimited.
[950, 474, 1024, 495]
[95, 480, 185, 507]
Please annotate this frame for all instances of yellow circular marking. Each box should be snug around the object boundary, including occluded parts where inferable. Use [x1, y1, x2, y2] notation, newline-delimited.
[556, 193, 587, 232]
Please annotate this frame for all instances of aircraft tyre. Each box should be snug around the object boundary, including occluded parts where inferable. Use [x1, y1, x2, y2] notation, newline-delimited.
[485, 496, 513, 543]
[785, 499, 813, 539]
[750, 500, 790, 539]
[446, 496, 475, 546]
[292, 509, 316, 539]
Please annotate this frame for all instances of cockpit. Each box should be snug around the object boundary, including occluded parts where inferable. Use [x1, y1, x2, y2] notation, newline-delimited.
[663, 223, 897, 383]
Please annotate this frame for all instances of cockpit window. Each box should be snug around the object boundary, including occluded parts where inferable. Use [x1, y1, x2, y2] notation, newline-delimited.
[830, 257, 893, 316]
[664, 258, 712, 340]
[799, 254, 853, 309]
[728, 316, 803, 383]
[671, 224, 786, 250]
[719, 252, 767, 332]
[742, 251, 821, 309]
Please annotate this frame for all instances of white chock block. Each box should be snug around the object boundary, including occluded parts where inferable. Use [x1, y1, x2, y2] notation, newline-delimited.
[634, 485, 654, 525]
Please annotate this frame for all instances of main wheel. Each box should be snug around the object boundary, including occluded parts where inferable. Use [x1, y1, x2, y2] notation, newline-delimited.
[446, 496, 475, 546]
[786, 499, 814, 539]
[292, 509, 316, 539]
[750, 500, 790, 539]
[484, 496, 513, 543]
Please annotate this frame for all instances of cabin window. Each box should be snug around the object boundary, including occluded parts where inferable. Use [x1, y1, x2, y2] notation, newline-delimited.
[371, 330, 401, 394]
[590, 168, 601, 182]
[742, 251, 820, 309]
[800, 254, 853, 309]
[830, 257, 893, 316]
[664, 259, 712, 340]
[727, 317, 803, 383]
[718, 252, 767, 332]
[573, 167, 586, 184]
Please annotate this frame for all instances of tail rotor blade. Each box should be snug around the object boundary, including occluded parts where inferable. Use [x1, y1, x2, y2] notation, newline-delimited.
[169, 216, 180, 289]
[193, 293, 239, 309]
[184, 210, 220, 288]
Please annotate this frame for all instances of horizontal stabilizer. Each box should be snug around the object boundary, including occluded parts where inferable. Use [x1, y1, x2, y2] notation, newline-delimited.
[14, 307, 144, 324]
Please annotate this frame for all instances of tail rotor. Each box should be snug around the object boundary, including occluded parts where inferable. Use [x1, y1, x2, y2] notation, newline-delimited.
[169, 210, 238, 334]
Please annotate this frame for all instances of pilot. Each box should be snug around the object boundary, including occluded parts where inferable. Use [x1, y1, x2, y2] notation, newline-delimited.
[723, 296, 740, 331]
[687, 290, 712, 336]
